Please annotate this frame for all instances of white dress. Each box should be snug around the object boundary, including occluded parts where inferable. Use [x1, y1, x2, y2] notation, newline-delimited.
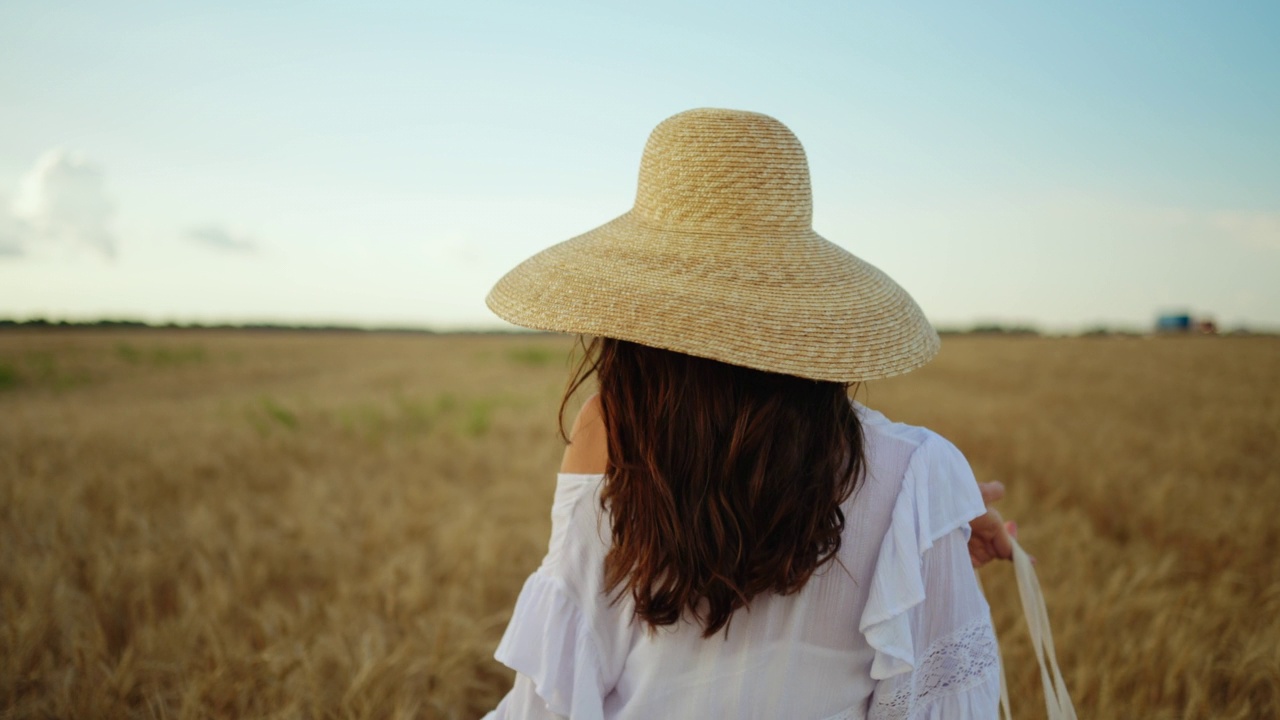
[484, 405, 1001, 720]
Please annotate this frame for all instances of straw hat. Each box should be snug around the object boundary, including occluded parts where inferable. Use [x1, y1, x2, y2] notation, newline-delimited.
[486, 108, 939, 382]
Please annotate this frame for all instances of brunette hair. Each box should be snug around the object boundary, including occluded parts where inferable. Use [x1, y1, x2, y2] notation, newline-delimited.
[560, 336, 865, 637]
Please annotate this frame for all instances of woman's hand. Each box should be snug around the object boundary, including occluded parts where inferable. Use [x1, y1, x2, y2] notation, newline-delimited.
[968, 481, 1022, 568]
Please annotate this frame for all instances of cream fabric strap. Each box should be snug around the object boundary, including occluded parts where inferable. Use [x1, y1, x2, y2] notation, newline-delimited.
[994, 538, 1077, 720]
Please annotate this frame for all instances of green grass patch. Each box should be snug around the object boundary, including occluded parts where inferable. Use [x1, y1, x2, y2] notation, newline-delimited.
[117, 343, 207, 367]
[394, 396, 435, 433]
[20, 351, 91, 390]
[335, 403, 381, 435]
[152, 345, 207, 366]
[0, 362, 18, 390]
[464, 398, 495, 437]
[506, 346, 556, 368]
[116, 343, 143, 364]
[435, 393, 458, 414]
[330, 393, 468, 440]
[260, 397, 299, 430]
[328, 391, 517, 439]
[26, 351, 57, 381]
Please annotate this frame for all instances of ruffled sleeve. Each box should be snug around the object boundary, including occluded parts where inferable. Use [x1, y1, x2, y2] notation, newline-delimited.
[487, 474, 625, 720]
[859, 434, 1001, 719]
[491, 572, 605, 719]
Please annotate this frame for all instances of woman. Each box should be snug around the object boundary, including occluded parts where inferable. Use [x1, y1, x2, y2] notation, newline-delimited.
[482, 108, 1015, 719]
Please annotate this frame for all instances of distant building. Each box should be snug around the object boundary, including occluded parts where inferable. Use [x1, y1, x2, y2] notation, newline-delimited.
[1156, 314, 1192, 333]
[1155, 313, 1217, 335]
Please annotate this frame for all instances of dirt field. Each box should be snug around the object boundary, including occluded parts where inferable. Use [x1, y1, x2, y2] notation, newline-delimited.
[1, 330, 1277, 719]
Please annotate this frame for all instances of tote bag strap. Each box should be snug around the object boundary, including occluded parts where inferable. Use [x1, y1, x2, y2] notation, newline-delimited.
[993, 538, 1077, 720]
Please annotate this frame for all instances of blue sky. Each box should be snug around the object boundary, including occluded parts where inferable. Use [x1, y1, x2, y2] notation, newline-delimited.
[1, 1, 1277, 331]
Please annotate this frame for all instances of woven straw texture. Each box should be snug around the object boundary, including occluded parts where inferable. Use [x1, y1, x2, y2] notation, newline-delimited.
[486, 108, 939, 383]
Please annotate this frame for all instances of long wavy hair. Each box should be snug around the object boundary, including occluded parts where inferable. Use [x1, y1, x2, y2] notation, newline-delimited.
[560, 337, 865, 638]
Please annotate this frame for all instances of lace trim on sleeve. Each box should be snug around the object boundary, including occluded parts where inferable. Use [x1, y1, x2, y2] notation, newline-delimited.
[871, 617, 1001, 720]
[859, 434, 987, 679]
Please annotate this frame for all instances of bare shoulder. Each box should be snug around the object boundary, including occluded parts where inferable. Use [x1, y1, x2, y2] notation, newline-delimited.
[560, 393, 609, 474]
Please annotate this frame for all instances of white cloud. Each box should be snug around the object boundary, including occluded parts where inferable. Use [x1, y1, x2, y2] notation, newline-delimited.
[1211, 211, 1280, 252]
[187, 223, 258, 252]
[6, 149, 117, 259]
[1037, 193, 1280, 253]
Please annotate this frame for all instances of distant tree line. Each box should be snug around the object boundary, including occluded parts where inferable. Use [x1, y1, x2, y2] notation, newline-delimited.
[938, 323, 1041, 336]
[1, 318, 1268, 336]
[0, 318, 440, 333]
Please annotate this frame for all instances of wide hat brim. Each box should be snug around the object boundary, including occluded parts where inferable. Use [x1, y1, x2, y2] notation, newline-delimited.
[486, 210, 939, 383]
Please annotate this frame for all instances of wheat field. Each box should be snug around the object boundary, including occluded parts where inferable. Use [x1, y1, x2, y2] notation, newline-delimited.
[1, 329, 1277, 719]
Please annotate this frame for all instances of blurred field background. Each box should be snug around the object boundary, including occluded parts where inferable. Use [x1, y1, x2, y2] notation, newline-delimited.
[1, 330, 1277, 719]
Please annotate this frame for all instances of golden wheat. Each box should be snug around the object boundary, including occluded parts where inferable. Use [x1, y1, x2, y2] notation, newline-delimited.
[1, 330, 1277, 719]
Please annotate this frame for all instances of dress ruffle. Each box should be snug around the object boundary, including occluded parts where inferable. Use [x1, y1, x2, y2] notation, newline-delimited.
[859, 434, 986, 680]
[494, 571, 606, 720]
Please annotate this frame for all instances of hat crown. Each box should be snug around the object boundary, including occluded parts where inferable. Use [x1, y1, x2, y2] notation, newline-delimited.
[632, 108, 813, 234]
